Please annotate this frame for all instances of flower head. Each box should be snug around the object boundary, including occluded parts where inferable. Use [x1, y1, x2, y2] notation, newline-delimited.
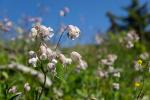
[134, 82, 141, 87]
[67, 25, 80, 40]
[31, 23, 54, 40]
[8, 86, 17, 93]
[70, 51, 82, 62]
[24, 82, 31, 92]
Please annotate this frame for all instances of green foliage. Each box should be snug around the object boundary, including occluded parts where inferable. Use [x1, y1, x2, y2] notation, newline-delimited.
[107, 0, 150, 41]
[0, 35, 150, 100]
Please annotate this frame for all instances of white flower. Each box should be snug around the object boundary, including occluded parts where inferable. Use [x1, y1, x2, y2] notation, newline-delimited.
[31, 27, 38, 37]
[58, 54, 72, 66]
[70, 51, 82, 62]
[112, 83, 120, 90]
[51, 59, 58, 64]
[24, 83, 31, 92]
[126, 41, 134, 48]
[59, 10, 65, 16]
[47, 62, 56, 75]
[28, 57, 38, 67]
[39, 45, 47, 60]
[67, 25, 80, 40]
[140, 52, 149, 60]
[97, 70, 108, 78]
[113, 72, 120, 78]
[8, 86, 17, 93]
[77, 59, 88, 70]
[31, 24, 54, 40]
[28, 51, 35, 57]
[47, 48, 56, 61]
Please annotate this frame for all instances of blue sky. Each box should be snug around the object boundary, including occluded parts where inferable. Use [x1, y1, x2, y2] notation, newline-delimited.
[0, 0, 150, 45]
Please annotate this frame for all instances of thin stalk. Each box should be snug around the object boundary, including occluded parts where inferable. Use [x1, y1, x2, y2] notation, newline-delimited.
[136, 70, 145, 100]
[55, 28, 66, 51]
[38, 63, 47, 100]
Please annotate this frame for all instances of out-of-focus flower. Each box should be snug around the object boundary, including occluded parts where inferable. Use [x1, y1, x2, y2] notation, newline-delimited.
[134, 82, 141, 87]
[47, 49, 57, 62]
[95, 34, 104, 45]
[31, 24, 54, 40]
[126, 41, 134, 48]
[59, 10, 65, 17]
[8, 86, 17, 93]
[112, 83, 120, 90]
[28, 51, 38, 67]
[101, 54, 117, 66]
[140, 52, 149, 60]
[53, 87, 63, 97]
[70, 51, 82, 62]
[67, 25, 80, 40]
[39, 44, 47, 60]
[58, 54, 72, 67]
[77, 59, 88, 70]
[59, 7, 70, 17]
[28, 57, 38, 67]
[24, 83, 31, 92]
[113, 72, 121, 78]
[124, 30, 139, 48]
[97, 69, 108, 78]
[47, 62, 56, 75]
[0, 18, 13, 32]
[137, 59, 142, 66]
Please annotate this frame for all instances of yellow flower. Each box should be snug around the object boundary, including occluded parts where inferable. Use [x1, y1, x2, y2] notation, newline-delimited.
[137, 59, 142, 65]
[134, 82, 140, 87]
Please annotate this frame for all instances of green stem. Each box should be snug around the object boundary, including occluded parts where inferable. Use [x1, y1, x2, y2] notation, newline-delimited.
[38, 63, 47, 100]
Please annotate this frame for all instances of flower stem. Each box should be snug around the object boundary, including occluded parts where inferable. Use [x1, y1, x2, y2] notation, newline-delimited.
[55, 28, 66, 51]
[38, 63, 47, 100]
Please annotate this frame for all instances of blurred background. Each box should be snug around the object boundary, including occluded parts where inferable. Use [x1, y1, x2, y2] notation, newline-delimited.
[0, 0, 149, 46]
[1, 0, 150, 99]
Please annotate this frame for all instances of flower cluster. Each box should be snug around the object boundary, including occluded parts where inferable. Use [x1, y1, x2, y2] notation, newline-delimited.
[31, 23, 54, 40]
[29, 23, 85, 76]
[67, 25, 80, 40]
[124, 30, 139, 48]
[8, 82, 31, 94]
[71, 51, 88, 71]
[59, 7, 70, 17]
[0, 18, 13, 32]
[97, 53, 121, 90]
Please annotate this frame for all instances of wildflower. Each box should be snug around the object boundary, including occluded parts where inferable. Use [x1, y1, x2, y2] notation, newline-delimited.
[67, 25, 80, 40]
[113, 72, 120, 78]
[59, 10, 65, 17]
[51, 58, 58, 64]
[124, 30, 139, 48]
[140, 52, 149, 60]
[53, 87, 63, 97]
[137, 59, 142, 66]
[28, 57, 38, 67]
[39, 45, 47, 60]
[24, 83, 31, 92]
[59, 7, 70, 17]
[134, 82, 141, 87]
[101, 54, 117, 66]
[97, 70, 108, 78]
[77, 59, 88, 70]
[107, 54, 117, 63]
[95, 34, 104, 45]
[47, 62, 56, 75]
[58, 54, 72, 67]
[28, 51, 36, 57]
[31, 24, 54, 40]
[126, 41, 134, 48]
[70, 51, 82, 62]
[8, 86, 17, 93]
[112, 83, 120, 90]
